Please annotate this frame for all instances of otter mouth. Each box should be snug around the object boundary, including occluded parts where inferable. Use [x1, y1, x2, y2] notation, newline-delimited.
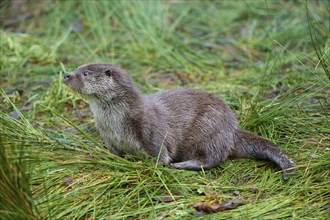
[63, 74, 72, 87]
[63, 79, 83, 94]
[66, 83, 84, 94]
[63, 80, 69, 86]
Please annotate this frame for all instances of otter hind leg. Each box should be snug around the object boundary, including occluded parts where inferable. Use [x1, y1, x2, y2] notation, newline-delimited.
[169, 160, 218, 171]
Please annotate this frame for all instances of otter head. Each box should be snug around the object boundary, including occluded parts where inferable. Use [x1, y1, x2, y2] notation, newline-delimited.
[63, 63, 135, 99]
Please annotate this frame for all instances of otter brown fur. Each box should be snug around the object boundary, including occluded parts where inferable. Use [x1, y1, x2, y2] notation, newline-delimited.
[64, 63, 296, 177]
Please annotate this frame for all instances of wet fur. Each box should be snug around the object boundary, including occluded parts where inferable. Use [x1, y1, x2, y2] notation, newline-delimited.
[64, 63, 296, 176]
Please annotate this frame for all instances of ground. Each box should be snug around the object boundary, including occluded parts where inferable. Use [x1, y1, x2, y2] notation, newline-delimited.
[0, 1, 329, 219]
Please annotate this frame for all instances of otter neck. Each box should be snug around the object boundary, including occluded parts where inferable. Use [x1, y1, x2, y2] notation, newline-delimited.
[89, 85, 144, 117]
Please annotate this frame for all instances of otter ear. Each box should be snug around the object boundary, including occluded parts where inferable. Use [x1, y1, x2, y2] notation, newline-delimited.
[105, 69, 112, 77]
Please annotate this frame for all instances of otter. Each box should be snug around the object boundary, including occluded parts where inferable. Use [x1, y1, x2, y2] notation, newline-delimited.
[63, 63, 296, 178]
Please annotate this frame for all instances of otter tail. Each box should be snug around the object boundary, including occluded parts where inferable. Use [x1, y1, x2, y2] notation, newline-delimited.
[232, 129, 297, 179]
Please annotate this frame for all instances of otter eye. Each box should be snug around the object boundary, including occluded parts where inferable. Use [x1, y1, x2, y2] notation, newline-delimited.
[105, 70, 112, 77]
[83, 72, 89, 76]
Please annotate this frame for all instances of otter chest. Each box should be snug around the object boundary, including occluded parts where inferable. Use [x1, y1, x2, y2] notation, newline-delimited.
[90, 103, 141, 153]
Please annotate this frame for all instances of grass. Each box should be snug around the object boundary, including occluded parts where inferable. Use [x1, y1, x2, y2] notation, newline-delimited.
[0, 0, 329, 219]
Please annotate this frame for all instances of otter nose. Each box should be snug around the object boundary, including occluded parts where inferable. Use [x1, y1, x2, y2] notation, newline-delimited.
[64, 72, 72, 80]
